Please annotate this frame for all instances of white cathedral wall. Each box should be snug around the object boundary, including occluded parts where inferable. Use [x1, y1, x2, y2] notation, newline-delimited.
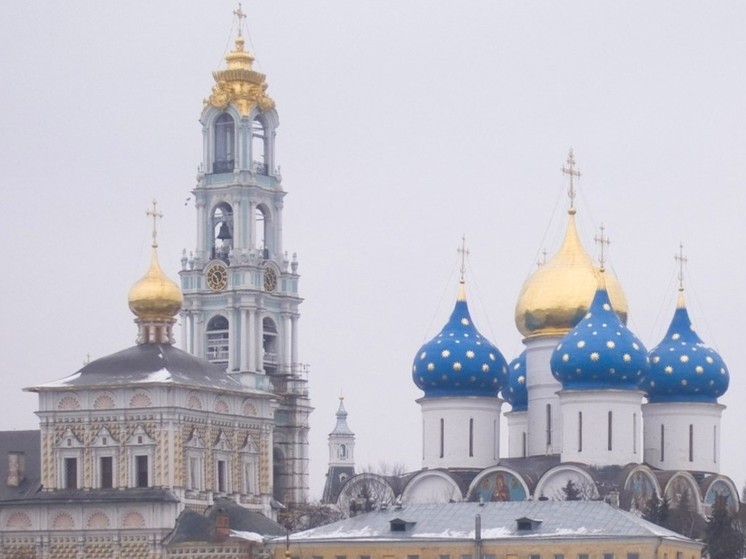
[524, 336, 563, 456]
[419, 397, 502, 469]
[505, 410, 528, 458]
[559, 390, 643, 467]
[642, 402, 724, 473]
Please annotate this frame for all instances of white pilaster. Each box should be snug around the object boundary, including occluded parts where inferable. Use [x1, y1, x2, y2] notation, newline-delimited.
[642, 401, 724, 473]
[524, 336, 563, 456]
[559, 389, 643, 466]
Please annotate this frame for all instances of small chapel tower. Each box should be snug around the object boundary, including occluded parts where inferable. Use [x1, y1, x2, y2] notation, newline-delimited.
[322, 397, 356, 503]
[179, 8, 311, 507]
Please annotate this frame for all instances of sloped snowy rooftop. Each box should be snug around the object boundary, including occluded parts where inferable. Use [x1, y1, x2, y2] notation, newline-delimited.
[285, 501, 692, 543]
[28, 343, 252, 393]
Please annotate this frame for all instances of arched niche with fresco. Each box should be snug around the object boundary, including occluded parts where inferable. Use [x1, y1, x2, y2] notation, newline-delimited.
[467, 468, 529, 502]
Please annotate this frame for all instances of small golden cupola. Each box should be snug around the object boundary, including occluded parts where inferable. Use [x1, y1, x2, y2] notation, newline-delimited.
[128, 201, 183, 344]
[205, 6, 275, 117]
[514, 151, 628, 339]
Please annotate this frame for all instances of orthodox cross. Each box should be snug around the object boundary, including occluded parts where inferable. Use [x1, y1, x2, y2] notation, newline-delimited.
[594, 223, 610, 270]
[234, 3, 246, 37]
[561, 148, 582, 210]
[675, 243, 688, 290]
[458, 235, 469, 281]
[537, 249, 548, 268]
[146, 199, 163, 248]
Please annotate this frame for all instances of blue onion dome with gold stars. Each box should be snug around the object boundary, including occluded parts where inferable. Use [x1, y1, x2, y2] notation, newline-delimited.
[503, 350, 528, 411]
[640, 290, 729, 403]
[550, 275, 649, 390]
[413, 280, 509, 398]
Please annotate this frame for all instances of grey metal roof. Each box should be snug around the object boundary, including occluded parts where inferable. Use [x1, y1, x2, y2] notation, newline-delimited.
[1, 484, 179, 505]
[164, 497, 286, 545]
[286, 501, 692, 543]
[322, 465, 356, 504]
[329, 399, 354, 436]
[28, 344, 252, 393]
[0, 430, 41, 503]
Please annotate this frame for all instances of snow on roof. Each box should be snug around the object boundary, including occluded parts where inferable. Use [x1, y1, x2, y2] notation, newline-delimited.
[230, 529, 265, 543]
[283, 501, 696, 543]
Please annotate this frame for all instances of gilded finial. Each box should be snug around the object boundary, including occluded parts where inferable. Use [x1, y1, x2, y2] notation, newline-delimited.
[561, 148, 582, 215]
[205, 3, 274, 116]
[675, 242, 688, 292]
[594, 223, 610, 271]
[146, 199, 163, 249]
[233, 3, 246, 37]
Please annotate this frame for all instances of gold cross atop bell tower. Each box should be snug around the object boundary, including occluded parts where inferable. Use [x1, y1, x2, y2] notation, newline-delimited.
[233, 3, 246, 36]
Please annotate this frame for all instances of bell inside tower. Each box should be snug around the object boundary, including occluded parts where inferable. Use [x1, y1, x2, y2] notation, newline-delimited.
[212, 203, 234, 262]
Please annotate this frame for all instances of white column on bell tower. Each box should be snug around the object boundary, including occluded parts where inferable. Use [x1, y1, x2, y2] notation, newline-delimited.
[291, 314, 299, 370]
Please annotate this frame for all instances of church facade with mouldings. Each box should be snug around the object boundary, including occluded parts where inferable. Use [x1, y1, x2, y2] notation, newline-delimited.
[0, 15, 307, 559]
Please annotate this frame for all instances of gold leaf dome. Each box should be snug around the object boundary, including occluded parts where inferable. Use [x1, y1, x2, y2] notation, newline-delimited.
[128, 248, 183, 321]
[514, 210, 628, 338]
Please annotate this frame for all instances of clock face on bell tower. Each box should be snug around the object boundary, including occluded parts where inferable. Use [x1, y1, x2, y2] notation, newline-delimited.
[263, 267, 277, 292]
[205, 261, 228, 291]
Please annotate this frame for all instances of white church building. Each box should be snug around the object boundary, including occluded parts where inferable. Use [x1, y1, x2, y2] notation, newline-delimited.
[325, 153, 738, 518]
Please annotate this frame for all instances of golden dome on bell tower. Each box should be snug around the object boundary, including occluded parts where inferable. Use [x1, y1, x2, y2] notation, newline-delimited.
[205, 5, 275, 117]
[514, 151, 628, 339]
[128, 201, 183, 334]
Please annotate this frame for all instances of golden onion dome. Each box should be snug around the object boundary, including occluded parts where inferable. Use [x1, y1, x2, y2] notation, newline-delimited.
[514, 209, 628, 338]
[128, 247, 183, 321]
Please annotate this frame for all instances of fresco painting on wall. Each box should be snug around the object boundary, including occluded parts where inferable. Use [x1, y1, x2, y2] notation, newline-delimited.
[472, 471, 527, 502]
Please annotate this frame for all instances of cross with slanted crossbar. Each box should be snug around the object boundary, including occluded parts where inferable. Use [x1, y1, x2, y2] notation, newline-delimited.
[234, 4, 246, 37]
[458, 235, 469, 282]
[561, 148, 582, 210]
[675, 243, 688, 290]
[594, 223, 610, 270]
[146, 199, 163, 249]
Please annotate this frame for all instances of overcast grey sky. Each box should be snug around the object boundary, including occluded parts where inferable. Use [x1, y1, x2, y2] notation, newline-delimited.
[1, 2, 745, 499]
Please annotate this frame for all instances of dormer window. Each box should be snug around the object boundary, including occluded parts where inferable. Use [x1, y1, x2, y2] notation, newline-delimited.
[516, 517, 542, 531]
[389, 518, 415, 532]
[214, 113, 235, 173]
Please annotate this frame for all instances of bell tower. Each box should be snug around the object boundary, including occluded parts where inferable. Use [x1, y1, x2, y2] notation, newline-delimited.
[179, 12, 311, 507]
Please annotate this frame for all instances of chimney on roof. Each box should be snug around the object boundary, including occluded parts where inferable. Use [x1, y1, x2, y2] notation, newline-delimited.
[7, 452, 25, 487]
[215, 508, 230, 541]
[606, 490, 620, 508]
